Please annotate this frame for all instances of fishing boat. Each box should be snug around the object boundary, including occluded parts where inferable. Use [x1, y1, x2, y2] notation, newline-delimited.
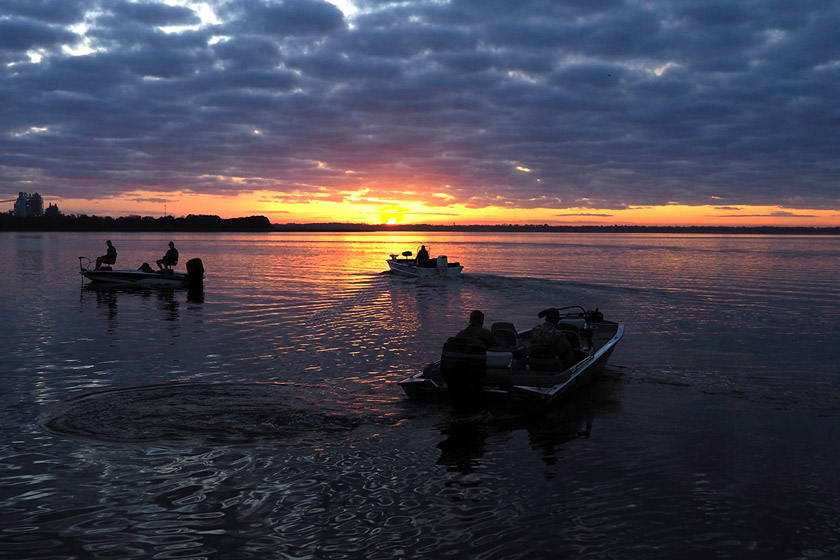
[79, 257, 205, 288]
[387, 250, 463, 277]
[398, 306, 624, 411]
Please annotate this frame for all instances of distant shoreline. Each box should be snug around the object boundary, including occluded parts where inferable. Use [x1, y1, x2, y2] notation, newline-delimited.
[2, 214, 839, 235]
[274, 223, 840, 235]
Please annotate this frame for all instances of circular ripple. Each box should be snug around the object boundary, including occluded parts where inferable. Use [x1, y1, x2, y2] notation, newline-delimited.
[42, 382, 364, 444]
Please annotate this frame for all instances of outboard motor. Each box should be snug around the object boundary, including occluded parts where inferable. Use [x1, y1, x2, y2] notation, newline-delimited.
[436, 255, 449, 273]
[185, 258, 204, 290]
[440, 336, 487, 412]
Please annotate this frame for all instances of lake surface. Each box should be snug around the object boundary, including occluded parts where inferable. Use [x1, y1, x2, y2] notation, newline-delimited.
[1, 231, 839, 559]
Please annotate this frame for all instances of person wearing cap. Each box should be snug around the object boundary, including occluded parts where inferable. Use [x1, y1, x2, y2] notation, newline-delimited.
[415, 245, 429, 263]
[530, 308, 574, 364]
[156, 241, 179, 270]
[455, 310, 501, 348]
[94, 240, 117, 270]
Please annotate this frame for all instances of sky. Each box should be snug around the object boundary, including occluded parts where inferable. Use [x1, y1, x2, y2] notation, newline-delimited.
[2, 0, 839, 226]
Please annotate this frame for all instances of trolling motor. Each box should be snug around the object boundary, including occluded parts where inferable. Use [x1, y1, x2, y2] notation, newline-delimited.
[584, 308, 604, 322]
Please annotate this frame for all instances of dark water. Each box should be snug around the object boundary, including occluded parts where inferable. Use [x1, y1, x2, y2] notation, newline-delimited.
[1, 231, 839, 559]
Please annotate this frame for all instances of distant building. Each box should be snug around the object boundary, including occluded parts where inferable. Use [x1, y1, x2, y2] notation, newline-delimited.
[44, 203, 61, 216]
[14, 192, 44, 217]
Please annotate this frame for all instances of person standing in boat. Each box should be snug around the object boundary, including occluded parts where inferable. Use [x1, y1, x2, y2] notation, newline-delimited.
[416, 245, 429, 263]
[530, 308, 575, 365]
[456, 310, 501, 348]
[94, 240, 117, 270]
[156, 241, 179, 270]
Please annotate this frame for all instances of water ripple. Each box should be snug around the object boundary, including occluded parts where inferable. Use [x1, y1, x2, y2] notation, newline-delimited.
[40, 382, 381, 445]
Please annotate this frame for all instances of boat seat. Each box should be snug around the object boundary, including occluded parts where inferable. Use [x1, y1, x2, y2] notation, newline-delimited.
[162, 259, 178, 273]
[491, 322, 519, 348]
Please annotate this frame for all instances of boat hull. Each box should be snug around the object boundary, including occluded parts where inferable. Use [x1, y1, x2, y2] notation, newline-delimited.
[399, 317, 624, 411]
[386, 257, 463, 278]
[81, 269, 192, 287]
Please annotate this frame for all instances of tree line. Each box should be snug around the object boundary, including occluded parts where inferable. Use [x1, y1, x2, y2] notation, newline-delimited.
[0, 214, 273, 232]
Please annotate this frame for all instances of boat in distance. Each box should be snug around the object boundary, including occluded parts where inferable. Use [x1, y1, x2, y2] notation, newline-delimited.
[79, 257, 205, 288]
[387, 250, 463, 278]
[398, 306, 624, 411]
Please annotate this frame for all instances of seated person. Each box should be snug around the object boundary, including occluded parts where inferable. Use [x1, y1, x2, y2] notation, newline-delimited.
[529, 308, 575, 365]
[416, 245, 429, 263]
[455, 310, 501, 348]
[95, 240, 117, 270]
[156, 241, 179, 270]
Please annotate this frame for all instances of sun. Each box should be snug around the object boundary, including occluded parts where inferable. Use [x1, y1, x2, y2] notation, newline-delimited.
[379, 207, 406, 225]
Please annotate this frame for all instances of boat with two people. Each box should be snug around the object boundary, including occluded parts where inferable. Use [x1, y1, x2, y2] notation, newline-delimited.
[79, 256, 205, 288]
[387, 245, 463, 278]
[398, 306, 624, 412]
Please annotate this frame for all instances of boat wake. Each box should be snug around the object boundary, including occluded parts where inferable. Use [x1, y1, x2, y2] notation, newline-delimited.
[41, 382, 369, 445]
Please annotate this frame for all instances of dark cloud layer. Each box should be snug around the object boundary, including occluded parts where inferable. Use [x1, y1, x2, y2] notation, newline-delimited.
[2, 0, 839, 213]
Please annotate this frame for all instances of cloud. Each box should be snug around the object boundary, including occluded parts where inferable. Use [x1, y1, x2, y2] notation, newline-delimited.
[713, 210, 819, 219]
[556, 212, 615, 218]
[1, 0, 839, 214]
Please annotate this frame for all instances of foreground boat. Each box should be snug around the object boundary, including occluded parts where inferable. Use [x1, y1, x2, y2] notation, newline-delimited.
[79, 257, 205, 288]
[399, 306, 624, 411]
[387, 250, 463, 277]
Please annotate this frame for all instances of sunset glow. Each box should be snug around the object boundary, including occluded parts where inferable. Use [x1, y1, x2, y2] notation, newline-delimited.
[50, 190, 840, 228]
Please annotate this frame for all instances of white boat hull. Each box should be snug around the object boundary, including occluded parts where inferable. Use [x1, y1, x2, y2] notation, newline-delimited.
[386, 254, 463, 277]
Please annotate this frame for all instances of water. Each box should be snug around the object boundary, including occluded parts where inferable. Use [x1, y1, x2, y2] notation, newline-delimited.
[1, 231, 839, 559]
